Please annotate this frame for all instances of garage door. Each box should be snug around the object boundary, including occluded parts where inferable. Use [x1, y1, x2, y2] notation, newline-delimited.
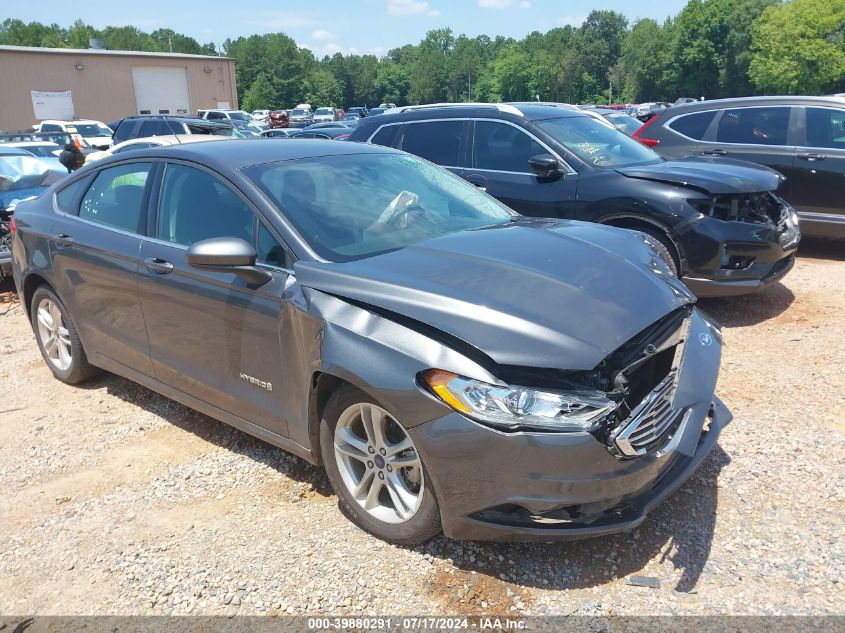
[131, 67, 191, 116]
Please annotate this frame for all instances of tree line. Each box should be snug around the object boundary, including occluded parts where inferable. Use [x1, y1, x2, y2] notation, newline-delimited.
[2, 0, 844, 112]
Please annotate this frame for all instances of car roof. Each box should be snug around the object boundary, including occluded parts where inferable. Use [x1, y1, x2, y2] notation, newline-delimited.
[104, 137, 396, 169]
[0, 146, 30, 155]
[663, 95, 845, 115]
[5, 141, 60, 147]
[374, 102, 587, 123]
[42, 119, 103, 125]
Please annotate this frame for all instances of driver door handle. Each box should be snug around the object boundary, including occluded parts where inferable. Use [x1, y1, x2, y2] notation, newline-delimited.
[144, 257, 174, 274]
[798, 153, 826, 161]
[700, 149, 728, 156]
[53, 233, 74, 248]
[472, 183, 487, 192]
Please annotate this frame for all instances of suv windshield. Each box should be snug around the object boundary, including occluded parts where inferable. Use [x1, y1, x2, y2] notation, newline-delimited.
[536, 116, 661, 168]
[245, 153, 515, 261]
[75, 123, 113, 137]
[315, 108, 333, 115]
[291, 109, 308, 116]
[227, 112, 252, 121]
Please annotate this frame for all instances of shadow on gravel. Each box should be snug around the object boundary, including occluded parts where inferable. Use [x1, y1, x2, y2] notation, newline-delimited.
[414, 444, 731, 597]
[76, 372, 332, 497]
[697, 282, 794, 328]
[796, 236, 845, 262]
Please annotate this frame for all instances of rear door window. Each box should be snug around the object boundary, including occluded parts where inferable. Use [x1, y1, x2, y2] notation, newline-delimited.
[79, 163, 153, 233]
[667, 111, 716, 140]
[715, 107, 790, 145]
[805, 107, 845, 150]
[472, 121, 545, 173]
[370, 125, 401, 148]
[400, 121, 464, 166]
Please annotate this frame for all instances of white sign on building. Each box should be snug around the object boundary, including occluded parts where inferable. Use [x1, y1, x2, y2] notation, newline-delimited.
[31, 90, 75, 120]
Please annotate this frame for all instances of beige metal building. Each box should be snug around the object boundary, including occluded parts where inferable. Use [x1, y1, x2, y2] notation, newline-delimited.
[0, 45, 238, 131]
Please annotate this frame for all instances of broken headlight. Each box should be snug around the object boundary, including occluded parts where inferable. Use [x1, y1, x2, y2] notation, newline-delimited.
[421, 369, 616, 432]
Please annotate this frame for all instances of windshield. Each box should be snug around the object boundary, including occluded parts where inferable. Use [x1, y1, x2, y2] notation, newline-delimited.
[245, 153, 515, 261]
[227, 112, 252, 121]
[75, 123, 113, 137]
[315, 108, 333, 115]
[536, 116, 661, 167]
[605, 113, 644, 136]
[291, 109, 308, 116]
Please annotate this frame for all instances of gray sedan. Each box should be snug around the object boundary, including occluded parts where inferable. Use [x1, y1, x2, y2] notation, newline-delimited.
[10, 140, 730, 543]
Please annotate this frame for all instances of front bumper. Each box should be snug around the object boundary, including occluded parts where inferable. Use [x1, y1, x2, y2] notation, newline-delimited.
[682, 252, 795, 297]
[678, 209, 799, 297]
[409, 311, 729, 541]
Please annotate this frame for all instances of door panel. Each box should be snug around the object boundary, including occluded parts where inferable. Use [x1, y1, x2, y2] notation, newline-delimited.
[137, 162, 290, 435]
[467, 120, 579, 218]
[50, 162, 155, 374]
[790, 106, 845, 222]
[137, 241, 291, 436]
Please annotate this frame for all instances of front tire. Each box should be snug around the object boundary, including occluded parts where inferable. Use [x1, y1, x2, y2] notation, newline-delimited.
[320, 384, 441, 544]
[30, 286, 98, 384]
[639, 228, 680, 276]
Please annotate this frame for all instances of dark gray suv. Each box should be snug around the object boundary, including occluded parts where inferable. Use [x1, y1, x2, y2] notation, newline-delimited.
[11, 139, 730, 543]
[634, 96, 845, 239]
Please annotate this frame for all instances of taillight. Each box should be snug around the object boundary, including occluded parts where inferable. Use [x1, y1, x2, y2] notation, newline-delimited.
[9, 216, 17, 234]
[633, 115, 661, 148]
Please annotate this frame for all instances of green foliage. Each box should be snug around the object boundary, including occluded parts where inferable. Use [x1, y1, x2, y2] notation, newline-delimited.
[749, 0, 845, 94]
[3, 1, 844, 111]
[242, 73, 277, 112]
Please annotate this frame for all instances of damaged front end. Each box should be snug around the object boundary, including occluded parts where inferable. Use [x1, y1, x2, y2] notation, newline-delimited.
[679, 190, 800, 297]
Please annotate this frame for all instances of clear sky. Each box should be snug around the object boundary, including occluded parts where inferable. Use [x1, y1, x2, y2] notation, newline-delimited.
[7, 0, 689, 57]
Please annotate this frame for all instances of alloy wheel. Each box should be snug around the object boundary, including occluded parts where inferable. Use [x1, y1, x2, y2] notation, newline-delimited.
[36, 297, 73, 371]
[333, 403, 424, 524]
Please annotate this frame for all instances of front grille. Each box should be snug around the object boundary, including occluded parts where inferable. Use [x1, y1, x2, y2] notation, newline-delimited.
[612, 372, 681, 456]
[609, 316, 691, 457]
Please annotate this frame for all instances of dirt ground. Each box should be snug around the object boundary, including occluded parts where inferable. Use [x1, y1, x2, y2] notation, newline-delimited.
[0, 238, 842, 617]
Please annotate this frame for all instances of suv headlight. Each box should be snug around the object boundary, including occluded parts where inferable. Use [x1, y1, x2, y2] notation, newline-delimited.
[420, 370, 616, 432]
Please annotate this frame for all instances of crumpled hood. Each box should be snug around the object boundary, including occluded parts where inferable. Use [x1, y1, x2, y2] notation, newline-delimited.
[295, 219, 694, 370]
[616, 157, 782, 194]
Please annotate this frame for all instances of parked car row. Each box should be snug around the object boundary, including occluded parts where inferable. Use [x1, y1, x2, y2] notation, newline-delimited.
[349, 102, 800, 297]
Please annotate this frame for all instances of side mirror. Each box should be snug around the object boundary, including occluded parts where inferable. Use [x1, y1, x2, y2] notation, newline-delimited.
[528, 154, 560, 178]
[187, 237, 271, 287]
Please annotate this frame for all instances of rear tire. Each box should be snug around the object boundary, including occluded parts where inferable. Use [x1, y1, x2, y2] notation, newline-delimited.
[30, 286, 99, 384]
[320, 384, 442, 545]
[639, 229, 680, 276]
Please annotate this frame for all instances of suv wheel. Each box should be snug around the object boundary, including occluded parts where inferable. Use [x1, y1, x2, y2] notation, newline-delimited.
[320, 384, 441, 544]
[31, 286, 99, 384]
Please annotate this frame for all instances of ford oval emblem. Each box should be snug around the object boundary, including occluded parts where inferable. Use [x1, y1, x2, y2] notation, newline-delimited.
[699, 332, 713, 346]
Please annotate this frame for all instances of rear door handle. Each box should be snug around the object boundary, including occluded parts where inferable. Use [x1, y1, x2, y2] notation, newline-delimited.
[53, 233, 74, 248]
[143, 257, 174, 274]
[700, 149, 728, 156]
[798, 153, 826, 161]
[472, 183, 487, 192]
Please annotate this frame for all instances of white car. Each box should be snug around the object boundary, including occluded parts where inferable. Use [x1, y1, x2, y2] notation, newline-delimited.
[198, 109, 268, 130]
[37, 119, 114, 150]
[85, 134, 230, 163]
[313, 107, 338, 123]
[251, 110, 270, 122]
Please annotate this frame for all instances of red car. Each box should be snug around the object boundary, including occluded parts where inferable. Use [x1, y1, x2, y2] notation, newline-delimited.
[269, 110, 289, 129]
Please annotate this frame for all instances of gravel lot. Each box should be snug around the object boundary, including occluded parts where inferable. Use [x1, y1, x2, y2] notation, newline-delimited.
[0, 238, 842, 617]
